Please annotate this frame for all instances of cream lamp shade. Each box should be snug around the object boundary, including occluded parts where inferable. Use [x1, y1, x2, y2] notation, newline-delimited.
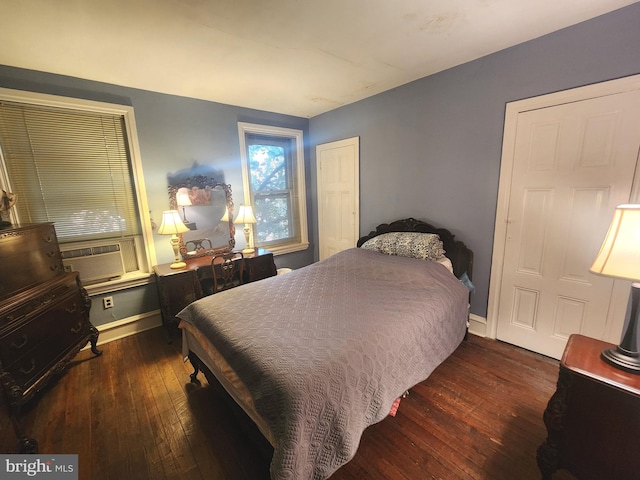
[234, 205, 257, 253]
[157, 210, 190, 269]
[175, 187, 192, 207]
[590, 205, 640, 281]
[590, 204, 640, 373]
[234, 205, 257, 225]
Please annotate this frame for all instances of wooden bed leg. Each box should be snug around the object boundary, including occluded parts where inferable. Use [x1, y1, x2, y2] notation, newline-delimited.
[187, 352, 200, 383]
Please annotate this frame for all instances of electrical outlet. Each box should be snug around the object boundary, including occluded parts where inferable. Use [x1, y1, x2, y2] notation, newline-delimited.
[103, 296, 114, 309]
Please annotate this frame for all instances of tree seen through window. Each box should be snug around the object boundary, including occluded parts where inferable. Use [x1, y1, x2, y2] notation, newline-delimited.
[248, 141, 293, 243]
[239, 122, 308, 255]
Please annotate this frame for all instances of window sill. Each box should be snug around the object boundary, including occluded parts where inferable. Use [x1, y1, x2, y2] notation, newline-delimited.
[263, 242, 309, 256]
[85, 271, 154, 296]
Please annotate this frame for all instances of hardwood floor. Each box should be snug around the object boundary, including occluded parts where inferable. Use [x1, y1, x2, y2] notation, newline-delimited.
[1, 327, 575, 480]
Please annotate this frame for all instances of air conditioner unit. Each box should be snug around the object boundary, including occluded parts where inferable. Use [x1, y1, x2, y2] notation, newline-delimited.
[61, 243, 125, 284]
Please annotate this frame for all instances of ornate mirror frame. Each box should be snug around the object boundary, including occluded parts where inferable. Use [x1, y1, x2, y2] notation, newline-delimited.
[168, 175, 235, 259]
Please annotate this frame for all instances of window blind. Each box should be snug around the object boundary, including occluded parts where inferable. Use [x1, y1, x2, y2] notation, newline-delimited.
[0, 101, 141, 243]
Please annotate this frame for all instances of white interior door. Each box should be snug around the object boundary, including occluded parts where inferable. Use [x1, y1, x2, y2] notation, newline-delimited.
[492, 86, 640, 359]
[316, 137, 359, 261]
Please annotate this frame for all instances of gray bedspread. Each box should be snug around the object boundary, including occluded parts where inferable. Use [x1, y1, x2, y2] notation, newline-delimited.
[177, 247, 469, 479]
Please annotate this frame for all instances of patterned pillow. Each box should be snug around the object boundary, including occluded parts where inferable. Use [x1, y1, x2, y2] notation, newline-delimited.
[360, 232, 445, 260]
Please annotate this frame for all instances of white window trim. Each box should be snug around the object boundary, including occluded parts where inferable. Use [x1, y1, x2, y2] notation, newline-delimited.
[0, 87, 157, 294]
[238, 122, 308, 255]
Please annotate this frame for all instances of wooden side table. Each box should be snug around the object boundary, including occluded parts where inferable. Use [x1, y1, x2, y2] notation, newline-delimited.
[537, 334, 640, 480]
[153, 248, 276, 340]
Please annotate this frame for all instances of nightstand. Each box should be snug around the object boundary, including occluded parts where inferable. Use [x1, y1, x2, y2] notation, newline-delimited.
[153, 248, 276, 340]
[537, 334, 640, 480]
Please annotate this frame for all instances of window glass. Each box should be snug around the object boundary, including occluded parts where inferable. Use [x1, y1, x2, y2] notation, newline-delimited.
[238, 123, 308, 255]
[248, 139, 292, 243]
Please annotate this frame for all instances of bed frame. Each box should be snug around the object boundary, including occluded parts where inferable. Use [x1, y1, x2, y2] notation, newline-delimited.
[189, 216, 473, 382]
[188, 215, 472, 349]
[184, 217, 474, 469]
[356, 217, 473, 280]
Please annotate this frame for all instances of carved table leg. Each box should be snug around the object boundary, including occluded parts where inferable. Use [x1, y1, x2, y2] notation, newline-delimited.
[79, 283, 101, 356]
[537, 367, 571, 479]
[88, 325, 103, 356]
[1, 370, 37, 453]
[6, 397, 38, 453]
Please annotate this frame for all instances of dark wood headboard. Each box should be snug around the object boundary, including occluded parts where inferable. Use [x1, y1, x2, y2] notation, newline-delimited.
[357, 217, 473, 280]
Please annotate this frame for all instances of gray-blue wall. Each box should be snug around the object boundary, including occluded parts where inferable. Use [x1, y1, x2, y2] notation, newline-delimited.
[309, 3, 640, 317]
[0, 66, 311, 326]
[2, 3, 639, 324]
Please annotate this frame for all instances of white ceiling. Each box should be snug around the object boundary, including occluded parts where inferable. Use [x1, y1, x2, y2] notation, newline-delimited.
[0, 0, 636, 118]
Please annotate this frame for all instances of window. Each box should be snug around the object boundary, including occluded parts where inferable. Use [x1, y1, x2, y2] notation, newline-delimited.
[238, 122, 308, 255]
[0, 88, 154, 291]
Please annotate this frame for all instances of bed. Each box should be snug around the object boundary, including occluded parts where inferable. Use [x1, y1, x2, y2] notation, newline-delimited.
[177, 217, 473, 479]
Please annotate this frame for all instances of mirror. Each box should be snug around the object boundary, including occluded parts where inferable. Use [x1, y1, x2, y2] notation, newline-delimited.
[168, 175, 235, 259]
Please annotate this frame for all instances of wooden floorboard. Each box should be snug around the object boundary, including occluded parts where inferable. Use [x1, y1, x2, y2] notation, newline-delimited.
[0, 327, 575, 480]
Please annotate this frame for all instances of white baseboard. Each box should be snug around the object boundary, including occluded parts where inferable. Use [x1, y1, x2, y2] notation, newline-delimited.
[468, 313, 487, 337]
[85, 310, 162, 347]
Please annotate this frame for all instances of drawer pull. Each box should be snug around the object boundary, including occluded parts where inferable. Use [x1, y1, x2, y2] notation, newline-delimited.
[42, 235, 53, 243]
[19, 359, 36, 376]
[70, 321, 83, 334]
[10, 334, 28, 350]
[65, 303, 77, 314]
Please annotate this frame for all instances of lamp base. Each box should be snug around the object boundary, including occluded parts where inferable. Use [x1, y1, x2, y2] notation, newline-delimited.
[601, 347, 640, 374]
[183, 221, 197, 231]
[241, 247, 255, 254]
[602, 282, 640, 374]
[170, 261, 186, 269]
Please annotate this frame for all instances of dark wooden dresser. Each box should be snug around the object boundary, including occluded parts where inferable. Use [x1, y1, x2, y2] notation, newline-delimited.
[154, 248, 277, 339]
[0, 223, 102, 453]
[537, 334, 640, 480]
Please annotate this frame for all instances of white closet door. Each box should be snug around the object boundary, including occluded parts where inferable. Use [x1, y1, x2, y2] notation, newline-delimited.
[316, 137, 359, 261]
[492, 86, 640, 359]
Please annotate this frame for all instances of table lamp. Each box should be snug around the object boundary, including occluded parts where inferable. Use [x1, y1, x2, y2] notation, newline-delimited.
[176, 187, 197, 230]
[176, 188, 192, 221]
[220, 206, 229, 222]
[157, 210, 190, 269]
[234, 205, 257, 254]
[590, 204, 640, 373]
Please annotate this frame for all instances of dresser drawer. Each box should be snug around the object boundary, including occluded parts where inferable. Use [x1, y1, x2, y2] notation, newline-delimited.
[0, 223, 64, 301]
[0, 289, 90, 387]
[0, 273, 79, 328]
